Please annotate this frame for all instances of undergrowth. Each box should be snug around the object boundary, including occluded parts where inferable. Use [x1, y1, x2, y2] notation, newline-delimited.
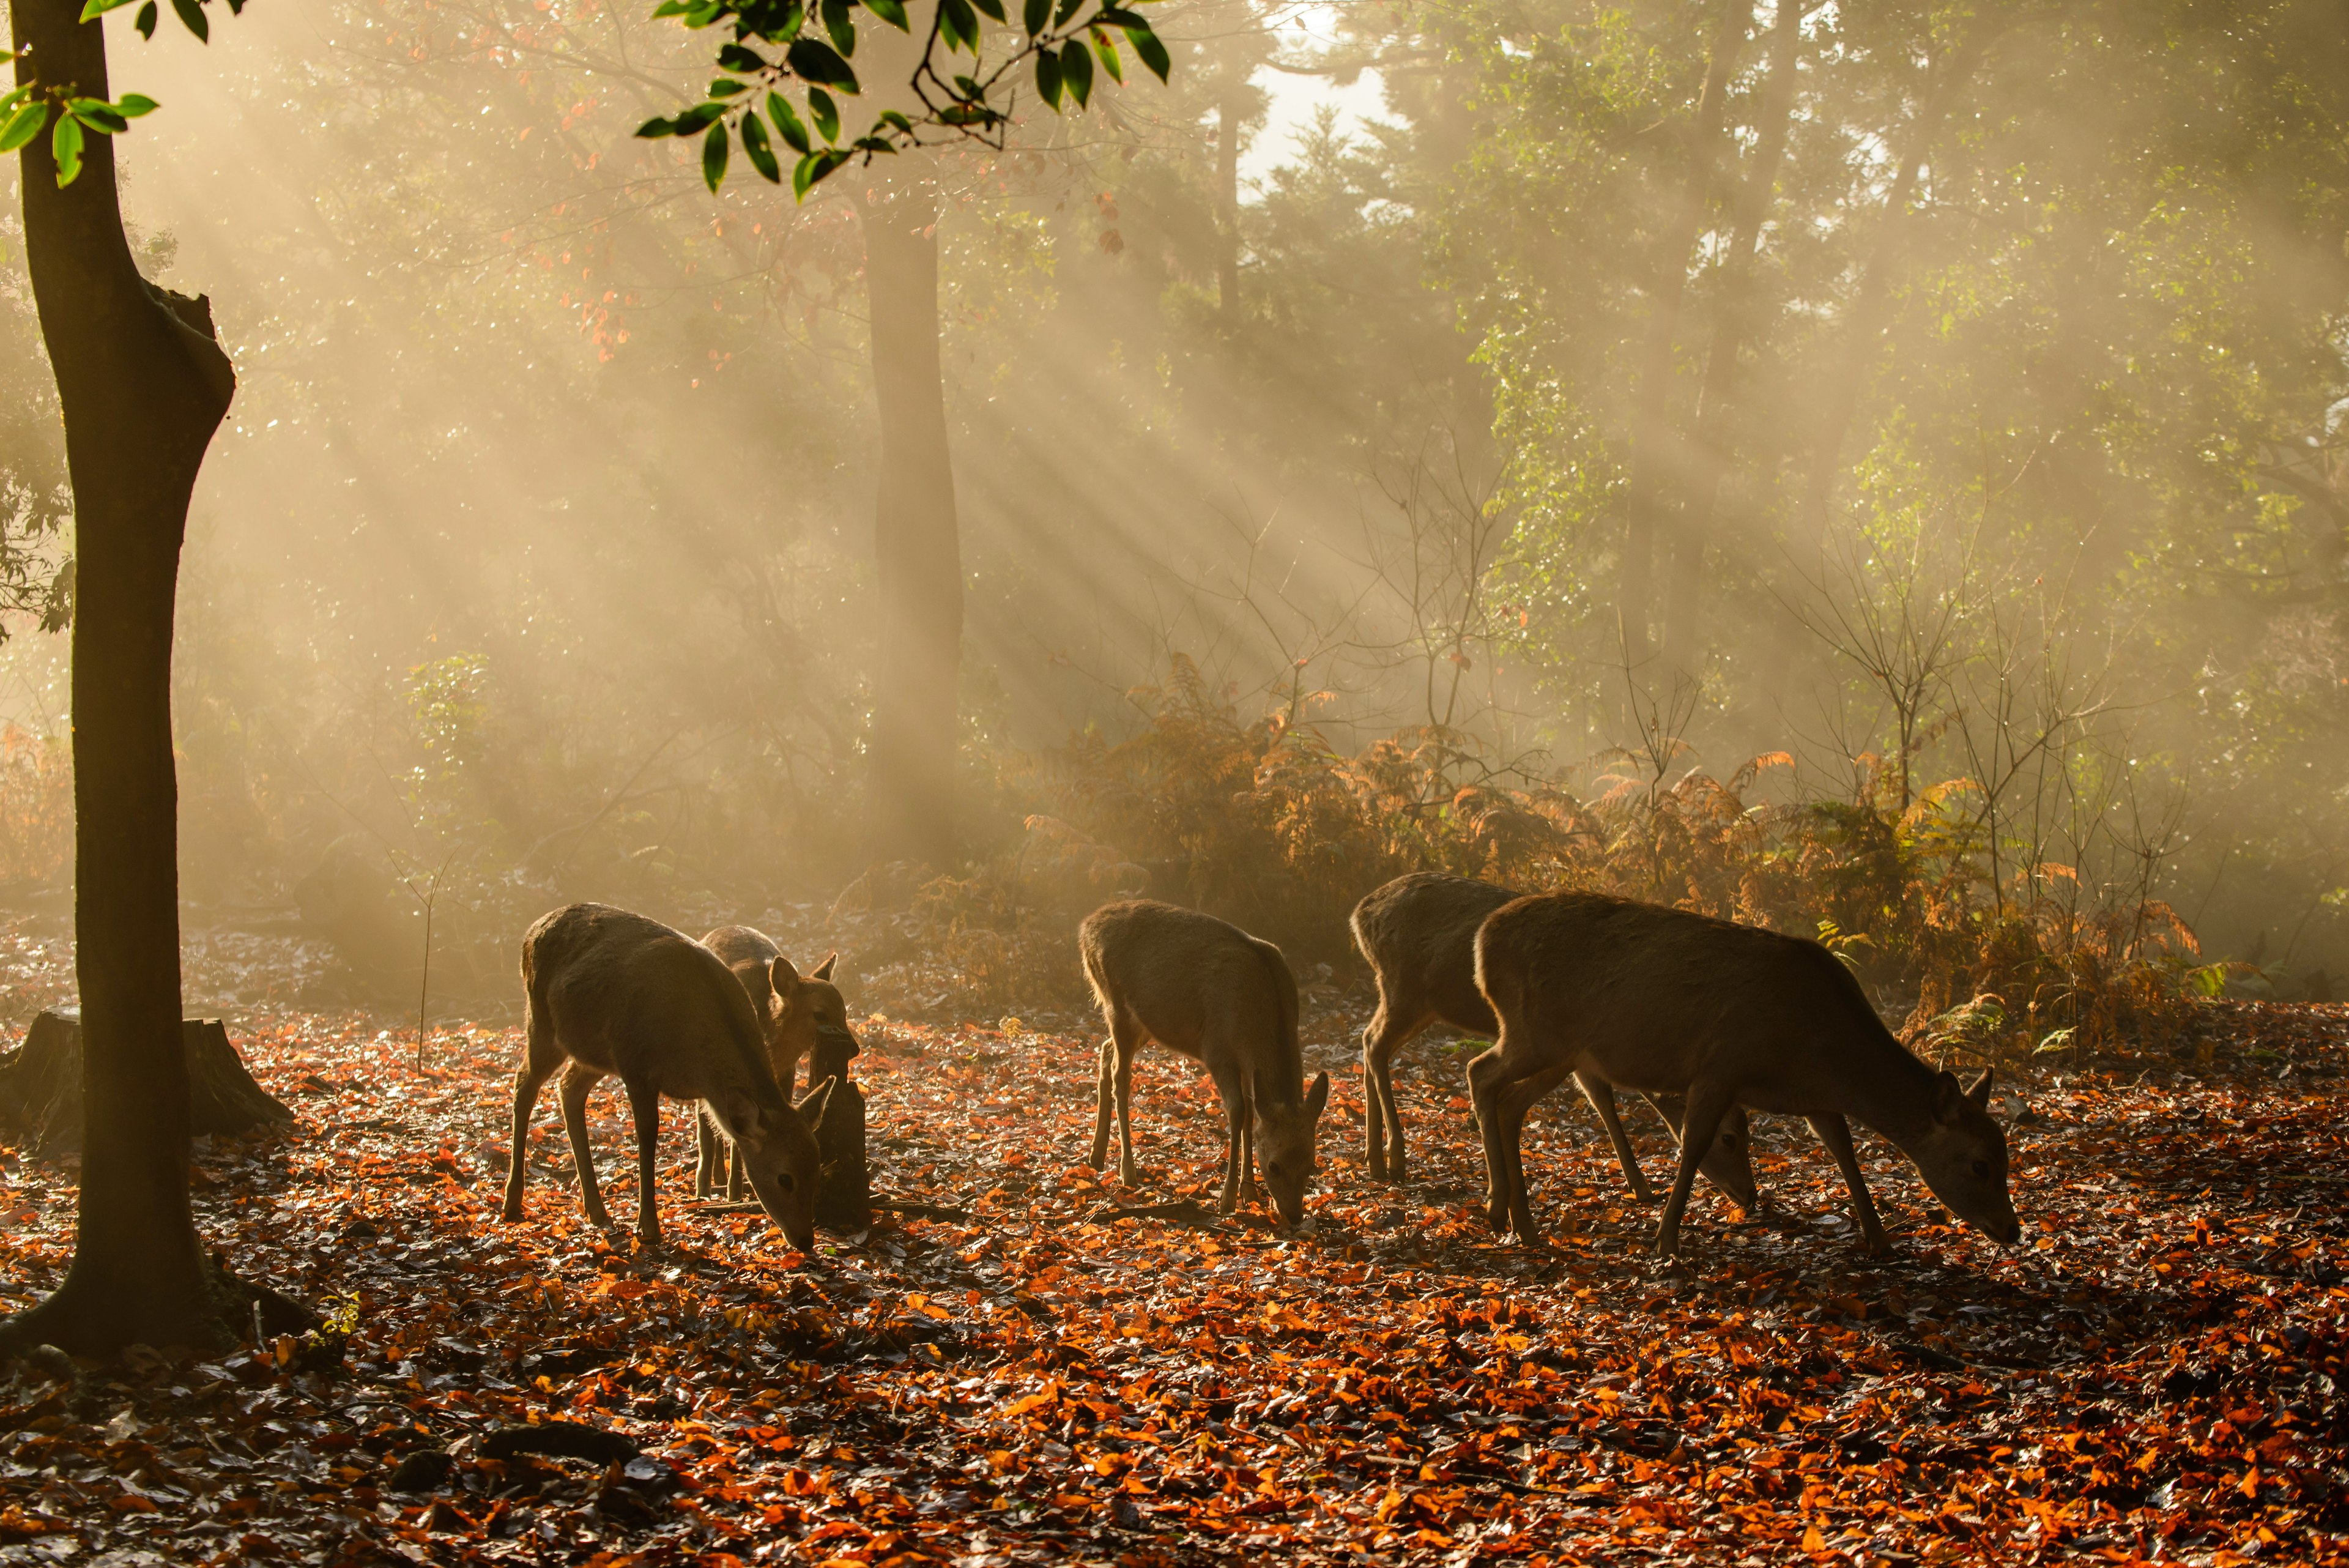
[895, 656, 2206, 1062]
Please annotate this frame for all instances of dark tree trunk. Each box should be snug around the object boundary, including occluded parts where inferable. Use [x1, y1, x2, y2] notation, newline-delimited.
[859, 174, 962, 872]
[1617, 0, 1750, 673]
[2, 0, 243, 1356]
[1659, 0, 1809, 672]
[0, 1013, 292, 1156]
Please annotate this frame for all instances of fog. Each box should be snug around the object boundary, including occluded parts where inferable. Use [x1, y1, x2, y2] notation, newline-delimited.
[2, 0, 2342, 1024]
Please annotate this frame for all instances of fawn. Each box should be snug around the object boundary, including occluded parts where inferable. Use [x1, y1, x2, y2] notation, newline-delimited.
[1080, 900, 1331, 1227]
[695, 926, 853, 1200]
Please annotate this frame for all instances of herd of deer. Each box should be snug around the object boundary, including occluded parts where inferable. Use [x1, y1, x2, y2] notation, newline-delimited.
[501, 872, 2022, 1261]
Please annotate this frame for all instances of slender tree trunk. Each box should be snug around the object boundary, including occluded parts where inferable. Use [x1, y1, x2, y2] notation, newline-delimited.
[1797, 23, 1997, 558]
[1659, 0, 1809, 672]
[859, 173, 962, 872]
[4, 0, 243, 1353]
[1617, 0, 1751, 672]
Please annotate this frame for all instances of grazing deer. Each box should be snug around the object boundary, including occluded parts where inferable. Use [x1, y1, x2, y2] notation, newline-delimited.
[694, 927, 853, 1200]
[1469, 891, 2020, 1255]
[1080, 900, 1331, 1227]
[1351, 873, 1756, 1208]
[503, 904, 837, 1249]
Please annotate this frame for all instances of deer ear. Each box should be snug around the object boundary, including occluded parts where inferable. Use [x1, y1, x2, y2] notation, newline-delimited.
[795, 1076, 839, 1136]
[1967, 1068, 1994, 1110]
[770, 954, 801, 992]
[1931, 1071, 1965, 1124]
[812, 952, 837, 982]
[1304, 1071, 1330, 1124]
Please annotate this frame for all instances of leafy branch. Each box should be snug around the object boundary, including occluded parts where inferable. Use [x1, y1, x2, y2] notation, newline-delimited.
[631, 0, 1171, 196]
[0, 69, 158, 188]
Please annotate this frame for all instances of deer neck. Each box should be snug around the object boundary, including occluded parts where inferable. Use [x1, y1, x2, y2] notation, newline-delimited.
[1829, 1033, 1943, 1153]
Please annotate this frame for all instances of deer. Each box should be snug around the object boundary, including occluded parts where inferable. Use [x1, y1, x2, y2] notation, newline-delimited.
[694, 926, 854, 1200]
[1469, 891, 2021, 1257]
[502, 903, 838, 1249]
[1352, 872, 1756, 1211]
[1080, 899, 1331, 1228]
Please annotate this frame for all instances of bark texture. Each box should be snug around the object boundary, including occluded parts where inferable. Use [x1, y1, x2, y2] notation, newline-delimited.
[859, 173, 962, 872]
[3, 0, 239, 1355]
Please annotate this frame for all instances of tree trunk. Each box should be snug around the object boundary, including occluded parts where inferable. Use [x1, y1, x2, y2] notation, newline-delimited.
[858, 172, 962, 872]
[3, 0, 247, 1356]
[1616, 0, 1751, 673]
[1659, 0, 1809, 674]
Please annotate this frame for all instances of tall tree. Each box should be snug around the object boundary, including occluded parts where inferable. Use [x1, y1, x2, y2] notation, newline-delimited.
[5, 0, 246, 1351]
[858, 163, 962, 869]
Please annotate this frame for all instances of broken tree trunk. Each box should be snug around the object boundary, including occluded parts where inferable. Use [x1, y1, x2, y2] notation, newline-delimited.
[807, 1024, 868, 1234]
[0, 1010, 292, 1156]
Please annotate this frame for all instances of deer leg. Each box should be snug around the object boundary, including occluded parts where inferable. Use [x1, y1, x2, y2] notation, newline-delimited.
[1208, 1060, 1248, 1214]
[1576, 1072, 1655, 1203]
[1110, 1016, 1143, 1186]
[558, 1062, 612, 1231]
[1499, 1064, 1575, 1244]
[727, 1129, 745, 1202]
[502, 1006, 563, 1222]
[1088, 1031, 1116, 1172]
[1647, 1094, 1760, 1213]
[695, 1110, 720, 1199]
[626, 1077, 664, 1246]
[1655, 1083, 1734, 1257]
[1465, 1043, 1513, 1231]
[1362, 1000, 1420, 1183]
[1807, 1112, 1888, 1253]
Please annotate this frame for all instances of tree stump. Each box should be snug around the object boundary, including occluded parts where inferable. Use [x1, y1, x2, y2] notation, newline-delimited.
[806, 1024, 867, 1233]
[0, 1009, 293, 1155]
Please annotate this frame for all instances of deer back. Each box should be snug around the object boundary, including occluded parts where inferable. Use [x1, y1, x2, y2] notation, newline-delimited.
[1351, 872, 1513, 1035]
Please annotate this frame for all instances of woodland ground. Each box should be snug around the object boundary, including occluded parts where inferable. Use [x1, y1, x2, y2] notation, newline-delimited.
[0, 915, 2345, 1566]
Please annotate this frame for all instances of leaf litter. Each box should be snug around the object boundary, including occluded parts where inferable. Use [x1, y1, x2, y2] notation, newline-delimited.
[0, 926, 2344, 1566]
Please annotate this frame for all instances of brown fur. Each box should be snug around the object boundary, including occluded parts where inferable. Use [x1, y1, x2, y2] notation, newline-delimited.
[694, 926, 853, 1199]
[1469, 892, 2020, 1255]
[1349, 872, 1757, 1209]
[502, 904, 837, 1249]
[1078, 899, 1331, 1226]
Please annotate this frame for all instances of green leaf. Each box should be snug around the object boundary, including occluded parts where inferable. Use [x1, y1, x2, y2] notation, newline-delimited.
[0, 88, 28, 116]
[792, 146, 848, 200]
[1022, 0, 1046, 32]
[77, 0, 139, 19]
[746, 0, 804, 40]
[0, 102, 49, 156]
[1052, 0, 1080, 25]
[650, 1, 693, 15]
[51, 112, 83, 186]
[878, 108, 913, 134]
[170, 0, 208, 40]
[1033, 44, 1062, 108]
[674, 101, 727, 134]
[68, 98, 131, 134]
[708, 77, 751, 96]
[740, 107, 781, 182]
[807, 86, 838, 142]
[766, 89, 810, 152]
[969, 0, 1004, 21]
[134, 0, 157, 34]
[717, 42, 768, 71]
[785, 37, 858, 91]
[1125, 21, 1167, 81]
[636, 114, 677, 138]
[938, 0, 975, 52]
[1060, 36, 1091, 107]
[820, 0, 853, 56]
[116, 95, 160, 119]
[863, 0, 907, 27]
[701, 119, 728, 191]
[1091, 28, 1121, 83]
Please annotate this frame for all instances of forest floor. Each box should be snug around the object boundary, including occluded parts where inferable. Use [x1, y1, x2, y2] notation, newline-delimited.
[0, 921, 2346, 1566]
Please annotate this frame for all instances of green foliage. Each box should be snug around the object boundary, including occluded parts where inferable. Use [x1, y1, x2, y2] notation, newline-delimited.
[632, 0, 1173, 199]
